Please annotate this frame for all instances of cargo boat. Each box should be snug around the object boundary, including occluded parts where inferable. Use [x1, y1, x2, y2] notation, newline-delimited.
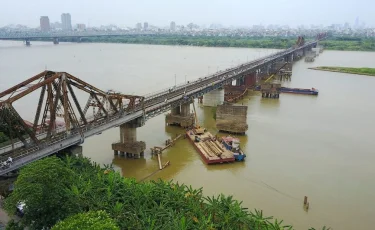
[255, 86, 318, 95]
[186, 129, 235, 164]
[280, 87, 318, 95]
[221, 136, 246, 161]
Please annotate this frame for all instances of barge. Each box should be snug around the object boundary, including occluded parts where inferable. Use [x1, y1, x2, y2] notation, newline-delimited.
[280, 87, 318, 95]
[255, 86, 318, 95]
[221, 136, 246, 161]
[186, 129, 235, 164]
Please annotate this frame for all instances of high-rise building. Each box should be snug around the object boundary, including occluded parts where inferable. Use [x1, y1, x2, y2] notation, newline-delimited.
[40, 16, 50, 32]
[136, 23, 142, 30]
[143, 22, 148, 30]
[77, 24, 86, 31]
[61, 13, 72, 31]
[170, 21, 176, 31]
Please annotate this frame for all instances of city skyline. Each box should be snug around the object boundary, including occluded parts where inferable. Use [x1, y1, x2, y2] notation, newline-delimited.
[0, 0, 373, 28]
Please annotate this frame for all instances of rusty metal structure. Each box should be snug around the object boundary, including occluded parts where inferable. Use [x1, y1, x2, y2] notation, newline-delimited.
[0, 71, 143, 161]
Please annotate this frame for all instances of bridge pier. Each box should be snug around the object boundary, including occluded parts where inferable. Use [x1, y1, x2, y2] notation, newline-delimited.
[165, 102, 194, 127]
[112, 117, 146, 159]
[53, 38, 59, 45]
[25, 39, 31, 46]
[202, 89, 224, 107]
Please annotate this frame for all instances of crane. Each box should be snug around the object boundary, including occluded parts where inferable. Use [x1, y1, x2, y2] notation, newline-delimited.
[192, 101, 205, 134]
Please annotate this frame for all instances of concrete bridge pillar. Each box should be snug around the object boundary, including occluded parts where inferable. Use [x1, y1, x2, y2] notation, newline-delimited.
[25, 39, 31, 46]
[166, 103, 194, 128]
[53, 38, 59, 45]
[171, 106, 180, 115]
[203, 89, 224, 107]
[112, 117, 146, 158]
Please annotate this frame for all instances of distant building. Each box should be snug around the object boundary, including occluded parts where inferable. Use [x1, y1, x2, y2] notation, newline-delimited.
[76, 24, 86, 31]
[40, 16, 50, 32]
[170, 21, 176, 31]
[136, 23, 142, 30]
[61, 13, 72, 31]
[143, 22, 148, 30]
[51, 21, 62, 30]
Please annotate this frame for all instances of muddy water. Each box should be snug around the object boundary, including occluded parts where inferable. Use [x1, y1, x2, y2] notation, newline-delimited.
[1, 41, 375, 229]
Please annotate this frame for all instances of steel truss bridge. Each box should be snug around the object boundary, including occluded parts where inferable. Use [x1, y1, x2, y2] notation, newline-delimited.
[0, 35, 326, 175]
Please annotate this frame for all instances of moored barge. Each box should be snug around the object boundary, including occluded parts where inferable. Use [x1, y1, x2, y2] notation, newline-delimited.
[280, 87, 318, 95]
[186, 129, 235, 164]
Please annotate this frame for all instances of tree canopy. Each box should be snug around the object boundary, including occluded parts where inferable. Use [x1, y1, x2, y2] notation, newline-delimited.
[52, 211, 119, 230]
[5, 156, 330, 229]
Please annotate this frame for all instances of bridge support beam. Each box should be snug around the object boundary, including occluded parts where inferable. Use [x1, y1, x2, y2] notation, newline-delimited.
[202, 89, 224, 107]
[112, 117, 146, 159]
[165, 102, 194, 128]
[53, 38, 59, 45]
[25, 39, 31, 46]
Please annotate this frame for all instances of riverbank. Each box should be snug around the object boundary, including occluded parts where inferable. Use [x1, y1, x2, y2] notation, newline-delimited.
[309, 66, 375, 76]
[53, 35, 375, 52]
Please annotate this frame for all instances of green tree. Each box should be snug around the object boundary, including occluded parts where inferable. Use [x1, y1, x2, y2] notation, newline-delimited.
[52, 211, 119, 230]
[0, 131, 9, 143]
[4, 157, 80, 229]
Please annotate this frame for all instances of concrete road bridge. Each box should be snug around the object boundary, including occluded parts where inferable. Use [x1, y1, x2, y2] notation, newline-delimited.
[0, 31, 156, 45]
[0, 34, 326, 175]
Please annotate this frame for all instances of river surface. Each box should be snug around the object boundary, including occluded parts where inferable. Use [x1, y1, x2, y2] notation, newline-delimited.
[1, 41, 375, 229]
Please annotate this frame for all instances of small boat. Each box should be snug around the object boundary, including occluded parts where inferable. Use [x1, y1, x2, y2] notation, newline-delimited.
[221, 136, 246, 161]
[279, 87, 319, 95]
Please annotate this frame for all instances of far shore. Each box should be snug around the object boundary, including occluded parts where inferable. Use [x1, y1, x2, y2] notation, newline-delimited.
[308, 66, 375, 77]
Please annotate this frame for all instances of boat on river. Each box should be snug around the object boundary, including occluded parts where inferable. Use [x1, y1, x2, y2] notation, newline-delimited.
[279, 87, 319, 95]
[221, 136, 246, 161]
[254, 86, 318, 95]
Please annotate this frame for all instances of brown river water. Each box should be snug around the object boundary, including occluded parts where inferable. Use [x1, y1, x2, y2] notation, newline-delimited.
[1, 41, 375, 229]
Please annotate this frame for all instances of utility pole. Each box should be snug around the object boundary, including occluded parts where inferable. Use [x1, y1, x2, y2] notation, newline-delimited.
[174, 74, 176, 87]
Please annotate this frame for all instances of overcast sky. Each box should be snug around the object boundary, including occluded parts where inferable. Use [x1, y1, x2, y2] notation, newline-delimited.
[0, 0, 373, 28]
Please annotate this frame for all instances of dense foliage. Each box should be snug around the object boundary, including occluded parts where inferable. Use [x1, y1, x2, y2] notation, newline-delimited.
[5, 156, 329, 229]
[55, 35, 375, 51]
[52, 211, 119, 230]
[79, 35, 298, 49]
[316, 66, 375, 76]
[0, 131, 9, 143]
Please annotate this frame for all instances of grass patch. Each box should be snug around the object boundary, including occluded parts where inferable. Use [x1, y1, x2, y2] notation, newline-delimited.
[311, 66, 375, 76]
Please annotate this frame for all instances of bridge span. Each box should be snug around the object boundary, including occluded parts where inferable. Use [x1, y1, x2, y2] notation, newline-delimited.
[0, 31, 156, 45]
[0, 37, 324, 175]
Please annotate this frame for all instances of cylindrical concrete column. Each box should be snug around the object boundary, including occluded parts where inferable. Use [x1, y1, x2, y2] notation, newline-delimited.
[120, 123, 137, 143]
[171, 106, 180, 115]
[180, 103, 190, 117]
